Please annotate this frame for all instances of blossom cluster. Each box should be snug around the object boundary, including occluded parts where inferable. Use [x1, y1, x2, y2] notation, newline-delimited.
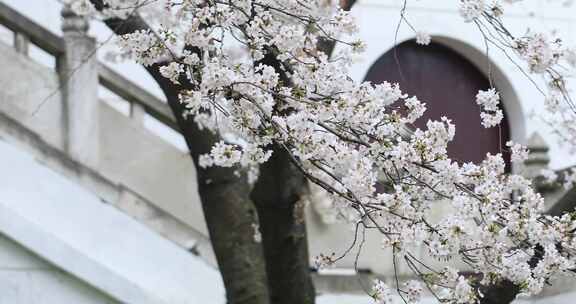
[476, 88, 503, 128]
[75, 0, 576, 303]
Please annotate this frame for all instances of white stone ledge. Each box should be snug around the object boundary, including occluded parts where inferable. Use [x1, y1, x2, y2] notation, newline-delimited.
[0, 140, 225, 304]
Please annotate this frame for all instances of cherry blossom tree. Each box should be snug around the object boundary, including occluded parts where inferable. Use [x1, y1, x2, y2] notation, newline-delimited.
[72, 0, 576, 303]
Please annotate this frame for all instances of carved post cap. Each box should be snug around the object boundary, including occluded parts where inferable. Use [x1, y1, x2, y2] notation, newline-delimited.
[523, 132, 550, 180]
[61, 5, 89, 34]
[526, 132, 550, 165]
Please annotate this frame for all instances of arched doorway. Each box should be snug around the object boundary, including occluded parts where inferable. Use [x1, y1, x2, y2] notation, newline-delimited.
[364, 40, 510, 167]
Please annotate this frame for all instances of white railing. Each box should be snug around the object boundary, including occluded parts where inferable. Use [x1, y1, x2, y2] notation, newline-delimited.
[0, 2, 177, 131]
[0, 2, 215, 266]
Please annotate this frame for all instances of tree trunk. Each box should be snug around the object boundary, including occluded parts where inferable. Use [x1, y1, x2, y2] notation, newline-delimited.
[87, 4, 271, 303]
[149, 61, 271, 304]
[250, 1, 359, 300]
[149, 62, 271, 304]
[251, 146, 315, 304]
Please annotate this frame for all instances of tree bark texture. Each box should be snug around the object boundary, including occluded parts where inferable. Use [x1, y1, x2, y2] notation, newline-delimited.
[251, 146, 315, 304]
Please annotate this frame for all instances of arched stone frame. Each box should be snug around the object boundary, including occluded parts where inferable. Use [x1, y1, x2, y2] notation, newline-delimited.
[302, 4, 576, 287]
[311, 36, 528, 225]
[308, 35, 529, 243]
[308, 4, 576, 294]
[308, 34, 529, 278]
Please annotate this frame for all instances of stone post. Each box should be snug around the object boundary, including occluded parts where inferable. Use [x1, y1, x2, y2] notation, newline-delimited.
[130, 102, 147, 126]
[523, 132, 550, 179]
[59, 6, 99, 168]
[13, 32, 29, 55]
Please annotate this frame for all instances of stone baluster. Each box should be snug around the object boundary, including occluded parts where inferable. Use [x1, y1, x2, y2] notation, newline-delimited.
[130, 102, 147, 126]
[13, 32, 29, 55]
[59, 6, 99, 168]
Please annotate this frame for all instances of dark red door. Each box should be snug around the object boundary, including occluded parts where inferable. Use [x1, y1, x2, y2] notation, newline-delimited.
[364, 40, 510, 167]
